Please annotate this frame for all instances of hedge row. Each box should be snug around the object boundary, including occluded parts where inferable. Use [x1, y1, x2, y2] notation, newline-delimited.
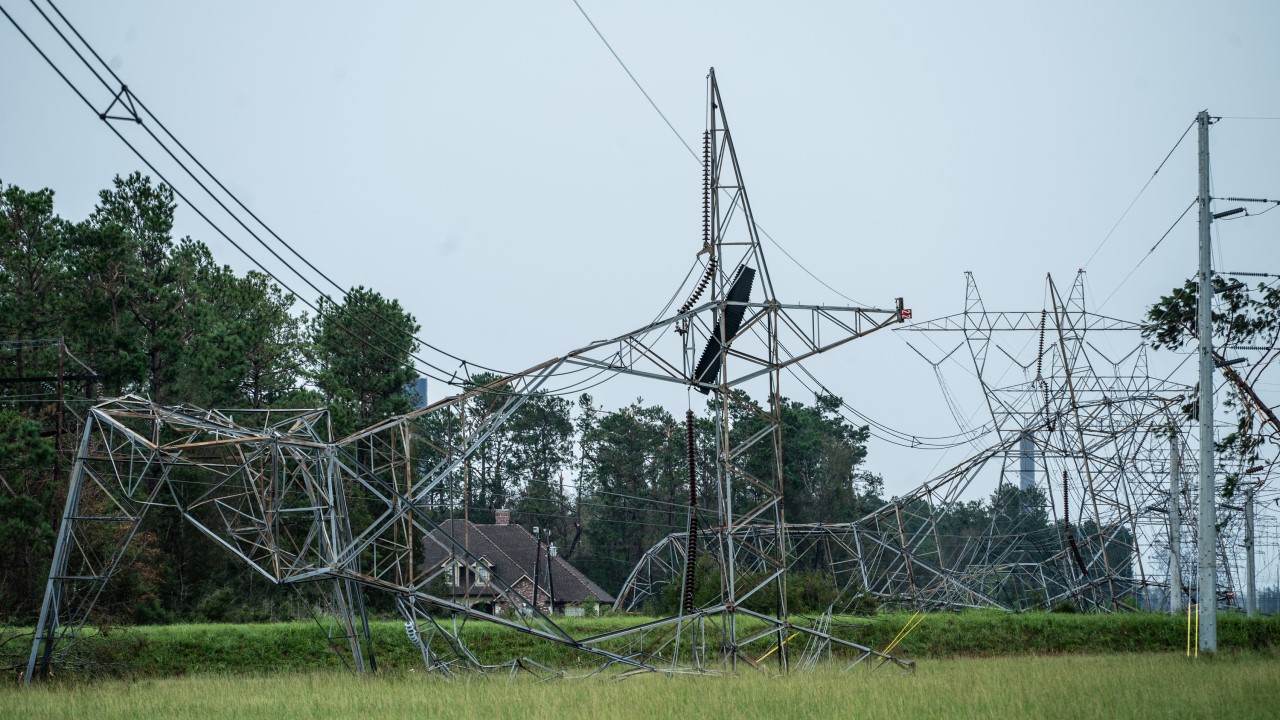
[31, 611, 1280, 679]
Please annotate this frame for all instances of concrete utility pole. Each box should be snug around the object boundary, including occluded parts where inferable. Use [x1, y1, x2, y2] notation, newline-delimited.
[1245, 486, 1256, 617]
[1195, 109, 1217, 653]
[1169, 435, 1182, 615]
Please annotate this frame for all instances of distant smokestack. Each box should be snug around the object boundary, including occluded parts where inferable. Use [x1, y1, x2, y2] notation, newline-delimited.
[495, 509, 511, 526]
[1019, 432, 1036, 491]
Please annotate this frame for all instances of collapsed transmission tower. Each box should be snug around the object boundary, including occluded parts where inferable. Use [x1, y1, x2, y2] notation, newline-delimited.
[25, 69, 911, 682]
[616, 272, 1210, 613]
[896, 271, 1197, 610]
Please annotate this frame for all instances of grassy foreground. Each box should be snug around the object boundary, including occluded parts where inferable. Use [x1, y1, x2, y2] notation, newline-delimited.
[4, 653, 1276, 720]
[22, 611, 1278, 678]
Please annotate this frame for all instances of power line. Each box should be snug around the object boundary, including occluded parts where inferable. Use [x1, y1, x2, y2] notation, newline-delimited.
[19, 1, 671, 403]
[31, 0, 779, 404]
[1095, 199, 1197, 313]
[569, 0, 697, 162]
[0, 3, 471, 388]
[727, 313, 989, 451]
[753, 223, 868, 306]
[29, 0, 521, 382]
[569, 1, 870, 308]
[1082, 119, 1195, 271]
[786, 361, 988, 450]
[3, 1, 646, 402]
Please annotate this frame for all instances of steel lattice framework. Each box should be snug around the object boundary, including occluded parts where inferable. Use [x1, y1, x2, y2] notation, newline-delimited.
[26, 69, 914, 682]
[617, 272, 1212, 614]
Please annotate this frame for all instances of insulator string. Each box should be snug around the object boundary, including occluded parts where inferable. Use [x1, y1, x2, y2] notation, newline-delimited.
[682, 409, 700, 614]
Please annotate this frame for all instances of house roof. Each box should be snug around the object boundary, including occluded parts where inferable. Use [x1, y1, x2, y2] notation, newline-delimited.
[420, 519, 614, 603]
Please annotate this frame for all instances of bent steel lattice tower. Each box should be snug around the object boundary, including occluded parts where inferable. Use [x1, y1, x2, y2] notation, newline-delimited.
[26, 69, 910, 681]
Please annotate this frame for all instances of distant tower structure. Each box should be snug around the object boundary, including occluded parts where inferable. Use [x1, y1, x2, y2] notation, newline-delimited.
[406, 377, 428, 409]
[1018, 430, 1036, 491]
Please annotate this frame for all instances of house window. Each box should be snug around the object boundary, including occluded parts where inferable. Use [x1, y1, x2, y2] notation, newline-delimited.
[454, 562, 490, 587]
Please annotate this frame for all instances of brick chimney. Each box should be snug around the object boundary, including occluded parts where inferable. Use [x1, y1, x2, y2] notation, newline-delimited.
[494, 509, 511, 526]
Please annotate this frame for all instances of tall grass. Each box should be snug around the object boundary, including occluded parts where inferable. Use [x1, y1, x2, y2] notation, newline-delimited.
[5, 653, 1276, 720]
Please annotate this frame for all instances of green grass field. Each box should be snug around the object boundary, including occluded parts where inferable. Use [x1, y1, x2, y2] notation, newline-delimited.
[4, 653, 1276, 720]
[11, 611, 1276, 678]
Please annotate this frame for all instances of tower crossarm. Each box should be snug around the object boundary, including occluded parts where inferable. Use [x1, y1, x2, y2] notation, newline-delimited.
[897, 311, 1143, 333]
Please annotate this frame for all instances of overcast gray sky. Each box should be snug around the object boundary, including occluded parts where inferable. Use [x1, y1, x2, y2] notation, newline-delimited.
[3, 1, 1279, 494]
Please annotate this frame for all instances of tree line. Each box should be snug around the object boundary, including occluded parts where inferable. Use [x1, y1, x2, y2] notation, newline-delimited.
[1, 173, 1116, 623]
[1, 174, 896, 621]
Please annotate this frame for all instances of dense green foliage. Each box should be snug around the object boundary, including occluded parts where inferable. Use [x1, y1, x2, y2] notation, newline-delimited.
[0, 175, 420, 623]
[642, 558, 860, 616]
[572, 390, 890, 593]
[0, 409, 56, 616]
[312, 286, 421, 436]
[1144, 276, 1279, 499]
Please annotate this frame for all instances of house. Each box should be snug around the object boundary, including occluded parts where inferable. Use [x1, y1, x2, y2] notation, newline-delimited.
[419, 509, 613, 616]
